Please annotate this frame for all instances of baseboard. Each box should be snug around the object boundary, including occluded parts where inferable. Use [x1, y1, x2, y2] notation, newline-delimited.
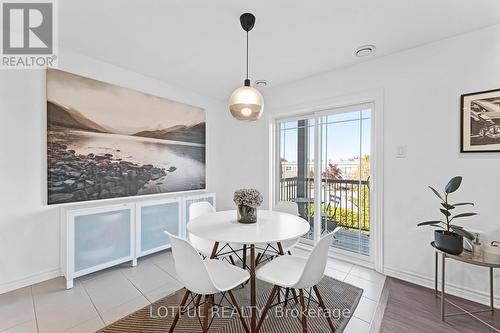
[0, 268, 61, 294]
[369, 278, 390, 333]
[383, 266, 499, 308]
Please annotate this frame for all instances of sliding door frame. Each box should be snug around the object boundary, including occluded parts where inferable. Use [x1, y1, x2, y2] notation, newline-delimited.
[268, 89, 384, 272]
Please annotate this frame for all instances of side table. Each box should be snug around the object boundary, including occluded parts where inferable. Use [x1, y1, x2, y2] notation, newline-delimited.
[432, 241, 499, 320]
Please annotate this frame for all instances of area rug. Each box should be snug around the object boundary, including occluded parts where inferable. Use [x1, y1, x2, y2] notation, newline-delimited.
[99, 276, 363, 333]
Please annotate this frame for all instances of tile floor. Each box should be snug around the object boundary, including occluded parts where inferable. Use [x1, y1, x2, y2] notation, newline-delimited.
[0, 248, 385, 333]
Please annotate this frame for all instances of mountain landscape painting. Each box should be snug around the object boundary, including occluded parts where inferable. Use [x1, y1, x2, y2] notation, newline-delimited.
[47, 69, 206, 205]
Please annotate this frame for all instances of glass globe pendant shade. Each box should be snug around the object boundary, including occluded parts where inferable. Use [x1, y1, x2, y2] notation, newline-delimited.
[229, 84, 264, 121]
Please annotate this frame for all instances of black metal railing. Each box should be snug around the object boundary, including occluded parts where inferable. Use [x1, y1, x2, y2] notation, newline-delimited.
[279, 177, 370, 232]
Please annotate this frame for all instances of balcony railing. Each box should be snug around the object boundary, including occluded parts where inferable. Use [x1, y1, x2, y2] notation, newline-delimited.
[279, 177, 370, 232]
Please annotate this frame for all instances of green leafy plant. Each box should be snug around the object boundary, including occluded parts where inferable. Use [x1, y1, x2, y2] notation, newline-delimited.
[417, 176, 477, 240]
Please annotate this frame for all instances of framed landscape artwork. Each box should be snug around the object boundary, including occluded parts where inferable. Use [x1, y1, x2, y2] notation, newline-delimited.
[47, 69, 206, 205]
[461, 88, 500, 153]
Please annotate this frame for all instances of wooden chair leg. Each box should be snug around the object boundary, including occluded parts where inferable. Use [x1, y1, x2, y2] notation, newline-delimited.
[168, 290, 191, 333]
[242, 245, 247, 269]
[291, 288, 299, 304]
[227, 290, 250, 333]
[298, 289, 308, 333]
[277, 242, 284, 255]
[195, 294, 202, 308]
[313, 285, 335, 332]
[257, 285, 280, 332]
[202, 295, 211, 333]
[284, 288, 290, 307]
[255, 252, 262, 266]
[210, 242, 219, 259]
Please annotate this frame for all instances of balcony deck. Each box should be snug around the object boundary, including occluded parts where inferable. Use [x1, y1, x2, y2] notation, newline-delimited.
[304, 228, 370, 256]
[280, 177, 371, 256]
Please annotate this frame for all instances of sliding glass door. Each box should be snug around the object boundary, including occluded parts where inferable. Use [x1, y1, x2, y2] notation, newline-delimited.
[276, 103, 373, 258]
[319, 107, 371, 256]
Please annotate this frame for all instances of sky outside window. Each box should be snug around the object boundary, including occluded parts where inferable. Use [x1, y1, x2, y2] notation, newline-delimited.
[280, 110, 371, 164]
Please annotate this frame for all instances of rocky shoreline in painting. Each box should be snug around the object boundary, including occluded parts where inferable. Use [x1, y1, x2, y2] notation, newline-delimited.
[48, 142, 176, 204]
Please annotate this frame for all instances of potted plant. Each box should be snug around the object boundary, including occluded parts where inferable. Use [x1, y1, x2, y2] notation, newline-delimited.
[417, 176, 477, 255]
[233, 188, 263, 224]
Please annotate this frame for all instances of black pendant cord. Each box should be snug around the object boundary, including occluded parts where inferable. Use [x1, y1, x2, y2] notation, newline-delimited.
[240, 13, 255, 87]
[246, 30, 249, 80]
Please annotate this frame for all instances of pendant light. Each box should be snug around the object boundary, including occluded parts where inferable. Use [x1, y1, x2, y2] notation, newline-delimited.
[228, 13, 264, 121]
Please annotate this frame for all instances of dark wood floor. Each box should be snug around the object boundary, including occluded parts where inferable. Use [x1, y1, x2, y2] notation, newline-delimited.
[375, 277, 500, 333]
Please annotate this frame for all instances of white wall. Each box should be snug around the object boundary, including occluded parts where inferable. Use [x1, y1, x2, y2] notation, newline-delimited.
[0, 49, 265, 293]
[265, 24, 500, 305]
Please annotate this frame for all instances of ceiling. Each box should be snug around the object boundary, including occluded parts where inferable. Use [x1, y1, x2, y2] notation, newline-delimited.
[60, 0, 500, 101]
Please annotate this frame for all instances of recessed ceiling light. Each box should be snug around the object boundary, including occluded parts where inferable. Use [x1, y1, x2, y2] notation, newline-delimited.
[255, 80, 268, 86]
[355, 45, 376, 57]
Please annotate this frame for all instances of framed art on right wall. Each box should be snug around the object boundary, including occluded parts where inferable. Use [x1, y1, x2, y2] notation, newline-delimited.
[461, 88, 500, 152]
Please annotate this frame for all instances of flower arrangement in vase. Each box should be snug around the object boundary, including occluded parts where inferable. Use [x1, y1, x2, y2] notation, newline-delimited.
[233, 188, 263, 224]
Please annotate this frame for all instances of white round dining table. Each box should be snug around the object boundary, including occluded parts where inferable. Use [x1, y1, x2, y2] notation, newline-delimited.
[187, 209, 310, 245]
[187, 209, 310, 333]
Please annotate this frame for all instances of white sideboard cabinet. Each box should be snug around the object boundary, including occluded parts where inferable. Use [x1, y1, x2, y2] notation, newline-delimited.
[61, 192, 215, 289]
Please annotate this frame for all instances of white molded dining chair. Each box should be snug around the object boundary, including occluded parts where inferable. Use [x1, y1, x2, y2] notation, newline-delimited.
[188, 202, 241, 261]
[255, 232, 337, 332]
[165, 232, 250, 333]
[188, 202, 217, 256]
[255, 201, 301, 263]
[273, 201, 301, 253]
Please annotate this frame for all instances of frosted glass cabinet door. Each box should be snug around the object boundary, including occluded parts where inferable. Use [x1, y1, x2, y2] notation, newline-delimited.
[141, 202, 180, 253]
[74, 209, 131, 272]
